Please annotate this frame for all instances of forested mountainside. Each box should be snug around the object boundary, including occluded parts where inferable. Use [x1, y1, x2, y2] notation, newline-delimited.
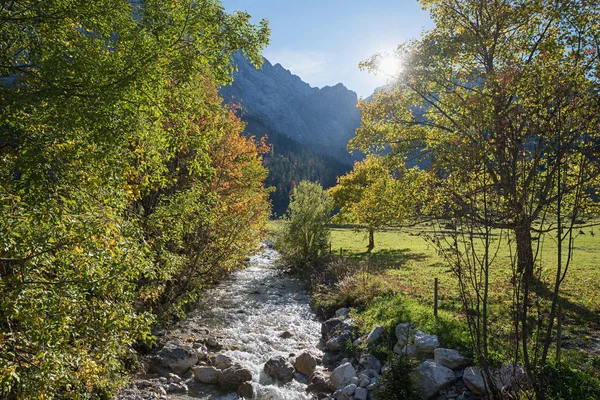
[243, 118, 351, 216]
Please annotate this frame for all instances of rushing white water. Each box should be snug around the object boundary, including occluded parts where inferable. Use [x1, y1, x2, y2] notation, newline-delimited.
[171, 245, 323, 400]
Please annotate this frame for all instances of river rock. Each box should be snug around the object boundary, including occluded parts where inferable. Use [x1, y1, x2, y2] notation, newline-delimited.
[323, 318, 354, 338]
[218, 365, 253, 391]
[307, 370, 331, 393]
[326, 331, 352, 352]
[166, 382, 188, 394]
[358, 354, 381, 374]
[295, 352, 317, 375]
[279, 330, 293, 339]
[168, 373, 182, 383]
[355, 386, 368, 400]
[365, 325, 384, 345]
[264, 356, 295, 383]
[414, 360, 456, 399]
[192, 365, 220, 384]
[434, 348, 471, 370]
[206, 337, 222, 350]
[328, 362, 357, 390]
[414, 331, 440, 354]
[154, 340, 198, 375]
[237, 381, 255, 398]
[215, 354, 234, 370]
[463, 366, 486, 394]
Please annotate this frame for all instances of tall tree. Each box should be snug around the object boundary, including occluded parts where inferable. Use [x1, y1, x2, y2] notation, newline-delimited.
[353, 1, 600, 397]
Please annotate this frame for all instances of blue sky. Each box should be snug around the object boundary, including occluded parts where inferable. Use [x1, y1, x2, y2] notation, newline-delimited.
[221, 0, 433, 98]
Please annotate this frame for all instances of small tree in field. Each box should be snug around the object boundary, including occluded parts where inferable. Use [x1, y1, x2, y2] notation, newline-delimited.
[278, 181, 333, 271]
[329, 155, 411, 253]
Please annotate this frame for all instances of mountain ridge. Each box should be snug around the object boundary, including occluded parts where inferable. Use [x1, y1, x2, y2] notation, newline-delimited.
[220, 53, 362, 163]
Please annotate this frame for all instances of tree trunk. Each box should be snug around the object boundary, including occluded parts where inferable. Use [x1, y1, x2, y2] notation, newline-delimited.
[367, 227, 375, 253]
[514, 221, 540, 397]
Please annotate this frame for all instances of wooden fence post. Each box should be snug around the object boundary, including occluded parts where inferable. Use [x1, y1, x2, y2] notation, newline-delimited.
[434, 278, 439, 318]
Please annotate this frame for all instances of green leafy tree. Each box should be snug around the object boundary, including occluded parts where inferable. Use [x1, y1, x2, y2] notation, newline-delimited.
[353, 1, 600, 398]
[329, 155, 415, 252]
[277, 181, 333, 271]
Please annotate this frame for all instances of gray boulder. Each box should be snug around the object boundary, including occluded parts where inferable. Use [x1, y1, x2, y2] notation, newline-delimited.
[365, 325, 385, 345]
[358, 354, 381, 374]
[355, 386, 368, 400]
[414, 360, 457, 399]
[329, 362, 357, 390]
[218, 365, 253, 391]
[335, 308, 350, 318]
[463, 366, 487, 395]
[395, 344, 418, 358]
[264, 356, 295, 383]
[433, 348, 471, 370]
[496, 363, 526, 391]
[154, 340, 198, 375]
[295, 352, 317, 375]
[192, 366, 220, 384]
[307, 370, 331, 394]
[326, 331, 352, 352]
[395, 322, 416, 346]
[322, 318, 354, 339]
[342, 383, 357, 395]
[414, 331, 440, 354]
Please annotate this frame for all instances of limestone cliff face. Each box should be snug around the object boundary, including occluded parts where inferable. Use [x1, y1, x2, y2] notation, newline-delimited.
[220, 54, 362, 162]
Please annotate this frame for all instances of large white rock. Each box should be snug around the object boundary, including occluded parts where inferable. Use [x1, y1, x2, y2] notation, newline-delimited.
[414, 331, 440, 354]
[328, 362, 357, 390]
[433, 348, 471, 370]
[192, 366, 220, 384]
[365, 325, 385, 345]
[414, 360, 457, 400]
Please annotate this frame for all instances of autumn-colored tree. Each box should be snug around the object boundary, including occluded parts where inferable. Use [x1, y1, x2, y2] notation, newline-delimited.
[354, 1, 600, 398]
[0, 1, 269, 398]
[329, 156, 413, 252]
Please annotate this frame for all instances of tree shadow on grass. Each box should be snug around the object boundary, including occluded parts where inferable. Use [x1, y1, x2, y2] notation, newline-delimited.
[532, 277, 600, 332]
[345, 248, 428, 271]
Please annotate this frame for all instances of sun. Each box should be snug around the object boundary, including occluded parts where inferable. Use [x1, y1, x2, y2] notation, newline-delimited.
[378, 54, 402, 77]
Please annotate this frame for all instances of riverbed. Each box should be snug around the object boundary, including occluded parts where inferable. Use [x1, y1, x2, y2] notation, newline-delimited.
[166, 245, 323, 399]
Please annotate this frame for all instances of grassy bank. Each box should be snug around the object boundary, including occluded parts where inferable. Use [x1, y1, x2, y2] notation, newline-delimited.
[270, 220, 600, 375]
